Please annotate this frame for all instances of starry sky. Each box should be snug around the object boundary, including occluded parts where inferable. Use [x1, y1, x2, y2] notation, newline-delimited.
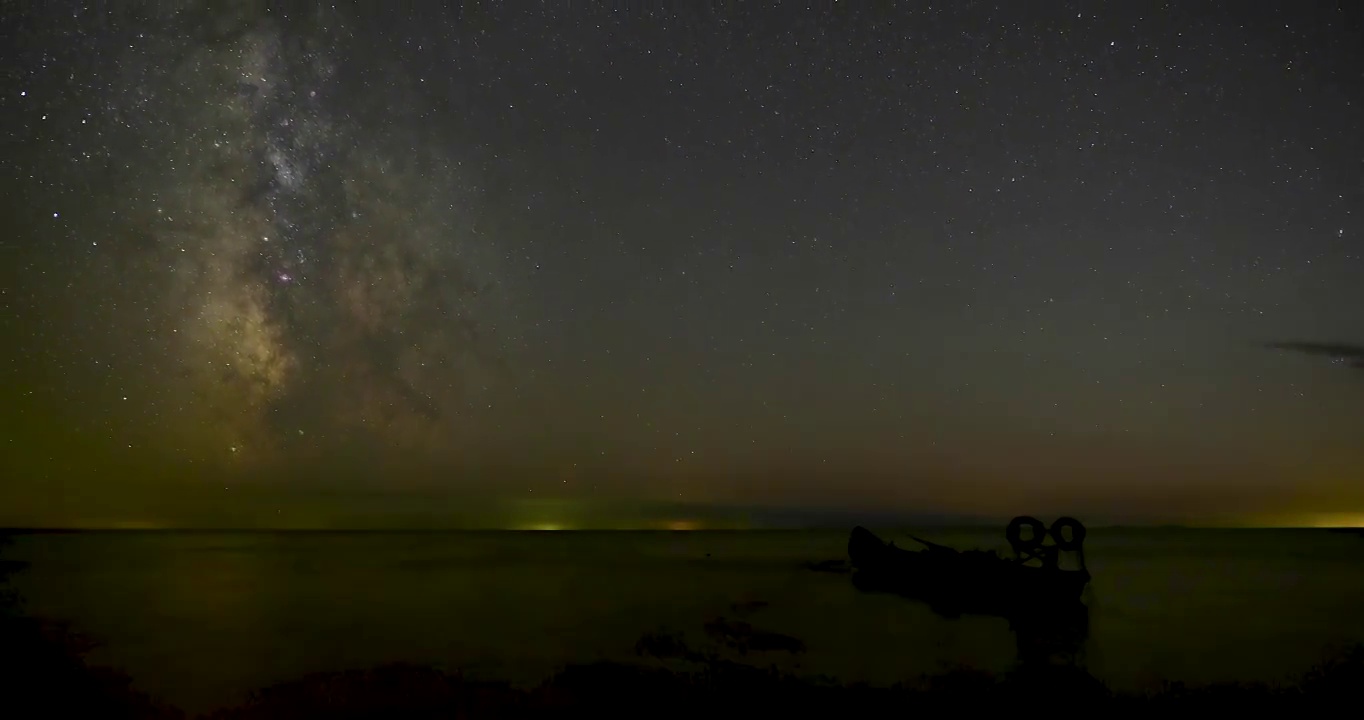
[2, 2, 1362, 528]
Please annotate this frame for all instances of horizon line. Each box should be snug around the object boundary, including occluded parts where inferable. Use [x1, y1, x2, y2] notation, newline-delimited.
[4, 523, 1353, 533]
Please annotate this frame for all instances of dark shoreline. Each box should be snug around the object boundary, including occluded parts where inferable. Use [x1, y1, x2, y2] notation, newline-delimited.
[4, 639, 1361, 719]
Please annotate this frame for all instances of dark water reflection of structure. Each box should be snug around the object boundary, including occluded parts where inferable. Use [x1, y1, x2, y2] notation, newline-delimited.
[1009, 598, 1090, 668]
[848, 517, 1096, 677]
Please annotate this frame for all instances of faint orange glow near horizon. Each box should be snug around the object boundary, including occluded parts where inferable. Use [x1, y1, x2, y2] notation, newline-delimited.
[1234, 512, 1364, 528]
[1298, 513, 1364, 528]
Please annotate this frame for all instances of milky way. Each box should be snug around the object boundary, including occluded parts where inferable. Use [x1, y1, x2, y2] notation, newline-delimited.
[6, 2, 1363, 525]
[73, 6, 515, 467]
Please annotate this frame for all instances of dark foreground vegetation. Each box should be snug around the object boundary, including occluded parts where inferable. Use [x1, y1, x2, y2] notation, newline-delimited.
[195, 646, 1364, 719]
[3, 535, 1362, 718]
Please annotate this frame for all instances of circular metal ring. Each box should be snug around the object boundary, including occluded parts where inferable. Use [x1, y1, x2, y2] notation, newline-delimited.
[1007, 515, 1047, 550]
[1049, 516, 1087, 551]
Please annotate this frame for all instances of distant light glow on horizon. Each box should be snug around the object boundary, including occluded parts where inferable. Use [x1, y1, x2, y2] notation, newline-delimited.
[1296, 513, 1364, 529]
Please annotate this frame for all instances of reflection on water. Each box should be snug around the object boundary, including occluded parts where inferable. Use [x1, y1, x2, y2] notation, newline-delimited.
[6, 529, 1364, 713]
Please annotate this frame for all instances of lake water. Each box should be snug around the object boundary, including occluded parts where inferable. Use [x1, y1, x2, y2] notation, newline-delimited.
[6, 528, 1364, 713]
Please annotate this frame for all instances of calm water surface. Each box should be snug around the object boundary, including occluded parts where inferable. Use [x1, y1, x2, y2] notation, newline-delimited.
[7, 528, 1364, 713]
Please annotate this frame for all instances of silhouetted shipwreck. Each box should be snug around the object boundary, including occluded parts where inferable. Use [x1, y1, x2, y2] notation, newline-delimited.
[848, 516, 1090, 620]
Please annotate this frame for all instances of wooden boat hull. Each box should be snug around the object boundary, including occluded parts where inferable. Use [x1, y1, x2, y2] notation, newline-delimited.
[847, 526, 1089, 618]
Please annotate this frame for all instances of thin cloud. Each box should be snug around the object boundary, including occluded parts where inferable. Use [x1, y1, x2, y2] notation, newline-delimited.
[1265, 341, 1364, 370]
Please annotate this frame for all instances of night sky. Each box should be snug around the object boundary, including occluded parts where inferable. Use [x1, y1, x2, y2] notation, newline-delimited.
[3, 2, 1361, 528]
